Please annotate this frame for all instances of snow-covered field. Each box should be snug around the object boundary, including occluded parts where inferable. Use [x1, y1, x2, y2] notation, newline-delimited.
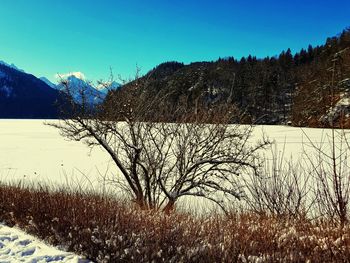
[0, 119, 347, 188]
[0, 224, 89, 262]
[0, 120, 113, 191]
[0, 120, 349, 260]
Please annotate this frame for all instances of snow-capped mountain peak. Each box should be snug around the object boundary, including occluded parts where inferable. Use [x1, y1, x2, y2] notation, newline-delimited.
[56, 73, 106, 105]
[55, 72, 85, 81]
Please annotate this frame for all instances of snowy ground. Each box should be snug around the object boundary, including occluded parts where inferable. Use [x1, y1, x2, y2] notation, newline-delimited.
[0, 119, 348, 188]
[0, 119, 349, 259]
[0, 119, 113, 191]
[0, 224, 89, 262]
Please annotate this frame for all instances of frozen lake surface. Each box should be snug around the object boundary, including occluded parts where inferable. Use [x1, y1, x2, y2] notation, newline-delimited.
[0, 120, 113, 189]
[0, 119, 348, 190]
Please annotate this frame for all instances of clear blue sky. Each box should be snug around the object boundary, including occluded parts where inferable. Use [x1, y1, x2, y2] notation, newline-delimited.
[0, 0, 349, 82]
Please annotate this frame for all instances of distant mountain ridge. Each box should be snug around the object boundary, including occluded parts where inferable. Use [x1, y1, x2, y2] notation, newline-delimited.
[0, 61, 25, 73]
[98, 81, 121, 94]
[0, 62, 122, 118]
[39, 77, 56, 89]
[41, 75, 120, 102]
[0, 63, 62, 118]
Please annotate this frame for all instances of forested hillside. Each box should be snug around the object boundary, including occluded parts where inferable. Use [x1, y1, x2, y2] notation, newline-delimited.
[106, 28, 350, 127]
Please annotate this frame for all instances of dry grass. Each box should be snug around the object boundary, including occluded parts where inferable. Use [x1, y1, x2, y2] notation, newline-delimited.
[0, 184, 350, 262]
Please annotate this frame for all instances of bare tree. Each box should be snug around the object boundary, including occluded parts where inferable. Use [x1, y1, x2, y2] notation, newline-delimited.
[303, 129, 350, 225]
[243, 144, 312, 218]
[50, 73, 268, 213]
[303, 50, 350, 225]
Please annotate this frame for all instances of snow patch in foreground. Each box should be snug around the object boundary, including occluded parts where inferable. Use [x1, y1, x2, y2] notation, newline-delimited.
[0, 224, 90, 262]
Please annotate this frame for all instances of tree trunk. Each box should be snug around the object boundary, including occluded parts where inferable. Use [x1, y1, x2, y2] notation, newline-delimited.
[135, 193, 146, 210]
[163, 199, 176, 214]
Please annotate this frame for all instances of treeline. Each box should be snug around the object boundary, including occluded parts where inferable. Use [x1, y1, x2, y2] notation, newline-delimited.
[106, 28, 350, 126]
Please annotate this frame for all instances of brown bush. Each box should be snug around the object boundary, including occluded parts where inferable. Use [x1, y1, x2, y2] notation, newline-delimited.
[0, 184, 350, 262]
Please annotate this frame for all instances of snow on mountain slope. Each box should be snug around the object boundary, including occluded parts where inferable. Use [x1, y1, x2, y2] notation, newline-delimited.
[98, 80, 121, 94]
[319, 79, 350, 125]
[56, 74, 106, 105]
[0, 224, 90, 262]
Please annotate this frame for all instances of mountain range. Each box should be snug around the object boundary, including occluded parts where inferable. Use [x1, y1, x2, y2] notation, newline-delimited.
[0, 64, 119, 118]
[0, 28, 349, 126]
